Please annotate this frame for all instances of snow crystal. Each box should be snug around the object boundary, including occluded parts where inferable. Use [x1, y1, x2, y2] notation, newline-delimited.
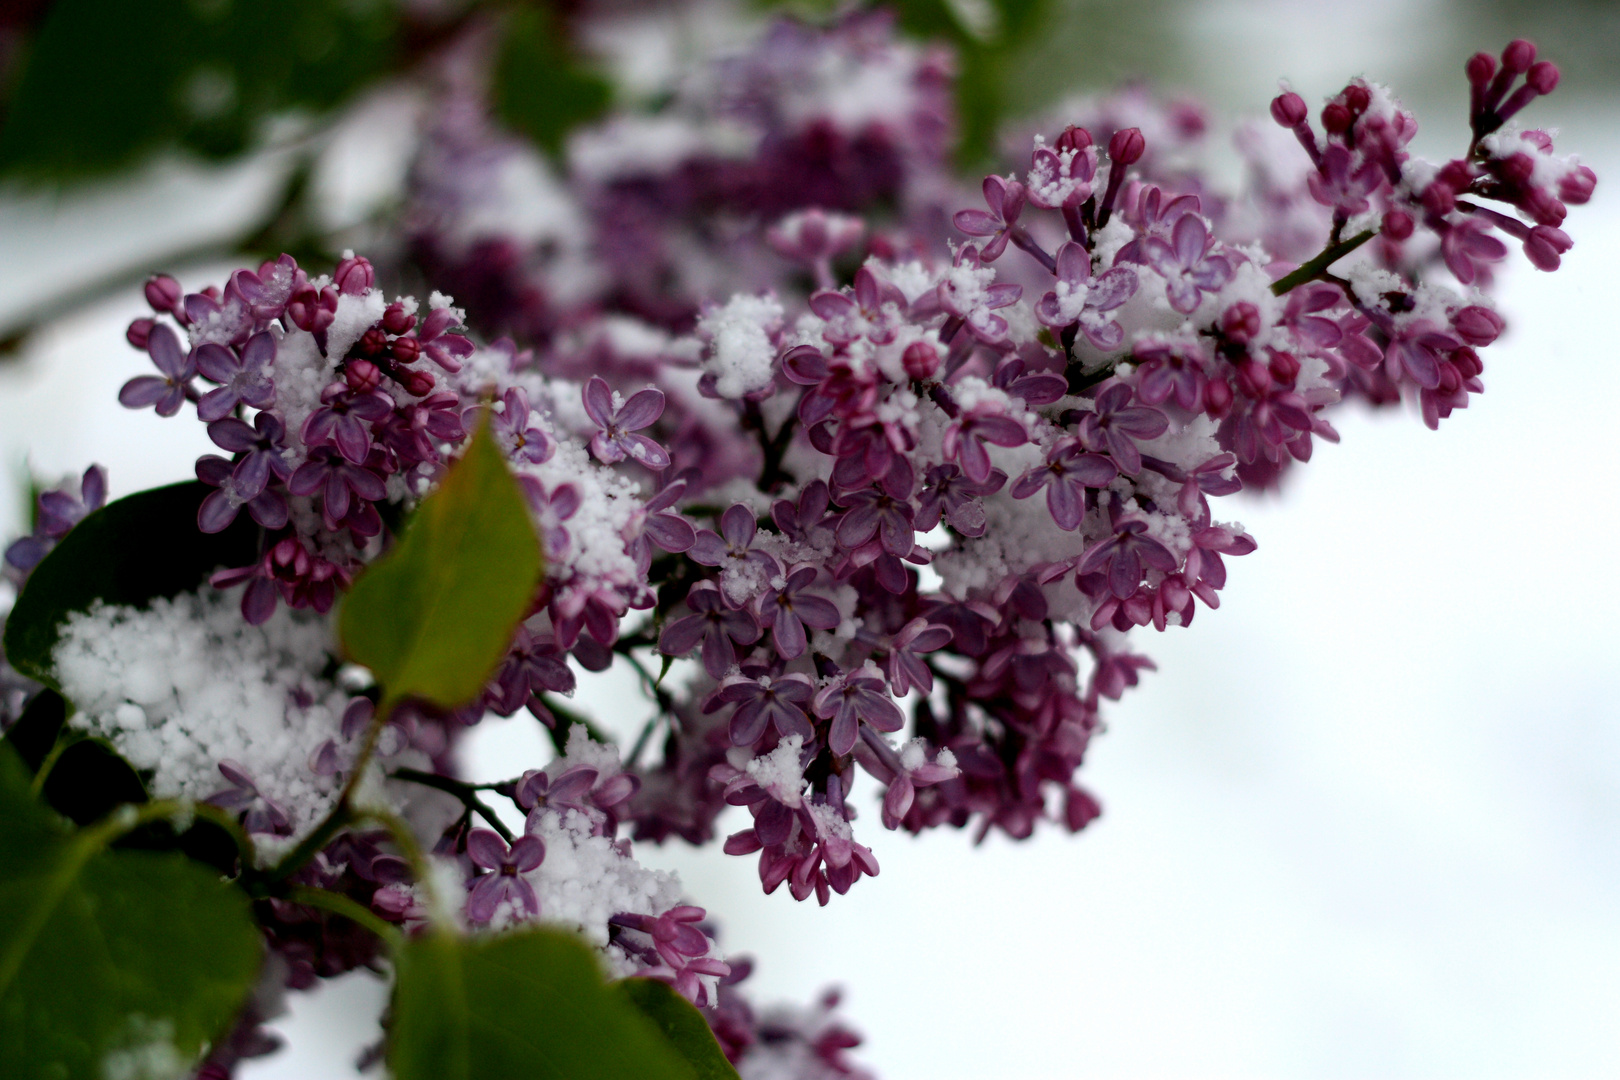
[525, 808, 683, 945]
[699, 293, 785, 399]
[745, 734, 807, 806]
[53, 586, 350, 843]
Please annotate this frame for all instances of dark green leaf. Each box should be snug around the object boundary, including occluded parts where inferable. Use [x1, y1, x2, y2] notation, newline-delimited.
[389, 928, 696, 1080]
[614, 978, 740, 1080]
[339, 422, 542, 710]
[2, 482, 260, 687]
[0, 745, 261, 1080]
[0, 688, 66, 773]
[0, 0, 398, 183]
[494, 6, 613, 156]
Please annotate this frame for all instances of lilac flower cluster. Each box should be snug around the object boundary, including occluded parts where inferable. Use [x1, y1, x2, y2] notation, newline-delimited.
[6, 13, 1594, 1076]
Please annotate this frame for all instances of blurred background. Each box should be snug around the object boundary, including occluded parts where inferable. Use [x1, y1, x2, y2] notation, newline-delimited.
[1, 1, 1617, 1077]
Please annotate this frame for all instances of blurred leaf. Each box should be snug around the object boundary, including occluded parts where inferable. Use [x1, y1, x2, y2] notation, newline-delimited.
[40, 738, 149, 827]
[3, 482, 261, 688]
[0, 688, 65, 773]
[0, 0, 397, 183]
[613, 978, 740, 1080]
[339, 421, 542, 710]
[389, 927, 697, 1080]
[0, 744, 261, 1080]
[494, 4, 613, 156]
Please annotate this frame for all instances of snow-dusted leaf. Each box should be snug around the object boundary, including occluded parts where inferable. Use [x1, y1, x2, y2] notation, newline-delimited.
[389, 928, 696, 1080]
[613, 978, 740, 1080]
[0, 746, 261, 1079]
[3, 482, 259, 687]
[339, 422, 542, 710]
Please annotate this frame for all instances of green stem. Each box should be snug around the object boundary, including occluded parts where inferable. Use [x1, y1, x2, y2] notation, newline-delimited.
[286, 885, 403, 950]
[1270, 228, 1376, 296]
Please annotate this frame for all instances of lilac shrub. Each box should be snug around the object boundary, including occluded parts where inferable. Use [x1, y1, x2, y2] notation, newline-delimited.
[0, 13, 1595, 1078]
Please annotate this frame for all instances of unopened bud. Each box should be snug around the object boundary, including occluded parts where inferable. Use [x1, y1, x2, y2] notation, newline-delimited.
[1382, 209, 1415, 241]
[1270, 92, 1307, 128]
[1055, 125, 1093, 152]
[398, 366, 437, 396]
[1268, 350, 1300, 385]
[354, 327, 388, 359]
[902, 341, 940, 380]
[382, 302, 416, 335]
[1321, 102, 1352, 134]
[1465, 52, 1497, 87]
[345, 359, 382, 393]
[1501, 39, 1536, 75]
[126, 317, 154, 349]
[391, 335, 422, 364]
[1559, 165, 1597, 205]
[1451, 305, 1505, 345]
[1107, 127, 1145, 166]
[1221, 302, 1262, 344]
[1527, 60, 1560, 96]
[332, 254, 374, 296]
[1342, 84, 1371, 115]
[145, 275, 182, 315]
[1203, 377, 1234, 418]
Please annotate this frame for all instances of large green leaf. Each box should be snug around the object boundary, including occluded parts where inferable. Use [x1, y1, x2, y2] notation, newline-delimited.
[0, 0, 397, 183]
[389, 928, 696, 1080]
[614, 978, 740, 1080]
[0, 747, 261, 1080]
[339, 421, 542, 710]
[2, 482, 260, 687]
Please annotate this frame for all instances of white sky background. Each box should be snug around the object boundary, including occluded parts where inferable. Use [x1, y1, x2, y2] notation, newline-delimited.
[1, 2, 1617, 1077]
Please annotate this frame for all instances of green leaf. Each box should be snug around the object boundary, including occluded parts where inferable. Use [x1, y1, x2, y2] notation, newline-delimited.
[493, 5, 613, 157]
[0, 689, 66, 773]
[2, 482, 261, 687]
[614, 978, 740, 1080]
[0, 746, 261, 1080]
[389, 928, 697, 1080]
[0, 0, 398, 184]
[40, 738, 149, 827]
[339, 422, 542, 710]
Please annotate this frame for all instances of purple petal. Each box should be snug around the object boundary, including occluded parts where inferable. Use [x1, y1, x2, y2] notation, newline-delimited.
[582, 376, 616, 428]
[616, 388, 666, 431]
[466, 829, 510, 870]
[147, 324, 188, 378]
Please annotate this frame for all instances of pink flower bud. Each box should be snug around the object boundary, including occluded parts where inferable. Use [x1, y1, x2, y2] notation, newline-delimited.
[1270, 91, 1307, 128]
[399, 366, 436, 396]
[1422, 182, 1456, 217]
[1107, 127, 1145, 165]
[1055, 125, 1093, 152]
[391, 335, 421, 363]
[354, 326, 388, 358]
[382, 302, 416, 335]
[125, 317, 154, 349]
[902, 341, 940, 380]
[1466, 52, 1497, 87]
[1559, 165, 1597, 205]
[1221, 302, 1261, 344]
[1203, 377, 1233, 418]
[1382, 209, 1415, 241]
[1268, 351, 1300, 385]
[332, 255, 374, 296]
[1342, 84, 1370, 115]
[145, 275, 182, 315]
[1501, 39, 1536, 75]
[1452, 347, 1483, 379]
[1527, 60, 1559, 95]
[286, 286, 337, 334]
[345, 359, 382, 393]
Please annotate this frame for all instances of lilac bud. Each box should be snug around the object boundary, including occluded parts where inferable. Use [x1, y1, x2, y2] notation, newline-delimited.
[1560, 165, 1597, 205]
[1342, 84, 1370, 116]
[382, 302, 416, 334]
[1321, 102, 1351, 134]
[1453, 347, 1484, 379]
[287, 286, 337, 334]
[1382, 209, 1415, 240]
[1267, 350, 1300, 385]
[333, 255, 374, 295]
[1107, 127, 1145, 165]
[1450, 305, 1504, 346]
[1220, 302, 1261, 344]
[1501, 39, 1536, 75]
[398, 366, 436, 396]
[1527, 60, 1560, 95]
[145, 275, 182, 315]
[902, 341, 939, 380]
[345, 359, 382, 392]
[354, 327, 388, 358]
[391, 335, 421, 363]
[1203, 378, 1233, 418]
[1466, 52, 1497, 87]
[126, 317, 154, 349]
[1269, 92, 1307, 128]
[1422, 182, 1456, 217]
[1055, 124, 1092, 152]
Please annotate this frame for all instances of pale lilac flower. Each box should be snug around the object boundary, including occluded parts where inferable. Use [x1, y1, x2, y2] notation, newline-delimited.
[1077, 507, 1180, 599]
[194, 331, 276, 421]
[465, 829, 545, 923]
[583, 376, 670, 468]
[119, 323, 194, 417]
[1077, 382, 1169, 475]
[1034, 241, 1138, 349]
[915, 463, 1005, 537]
[691, 504, 775, 571]
[1143, 214, 1234, 313]
[953, 175, 1028, 261]
[757, 566, 842, 659]
[885, 618, 952, 696]
[659, 581, 763, 677]
[813, 665, 904, 756]
[1010, 440, 1117, 530]
[204, 760, 291, 836]
[713, 671, 816, 745]
[489, 386, 555, 464]
[940, 404, 1027, 484]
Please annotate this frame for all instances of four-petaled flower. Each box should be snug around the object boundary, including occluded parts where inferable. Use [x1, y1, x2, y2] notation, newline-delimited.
[1035, 241, 1139, 350]
[119, 323, 195, 417]
[1010, 439, 1118, 531]
[583, 376, 670, 468]
[756, 566, 842, 659]
[1142, 214, 1234, 314]
[659, 580, 763, 677]
[465, 829, 545, 924]
[813, 665, 905, 756]
[194, 331, 276, 422]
